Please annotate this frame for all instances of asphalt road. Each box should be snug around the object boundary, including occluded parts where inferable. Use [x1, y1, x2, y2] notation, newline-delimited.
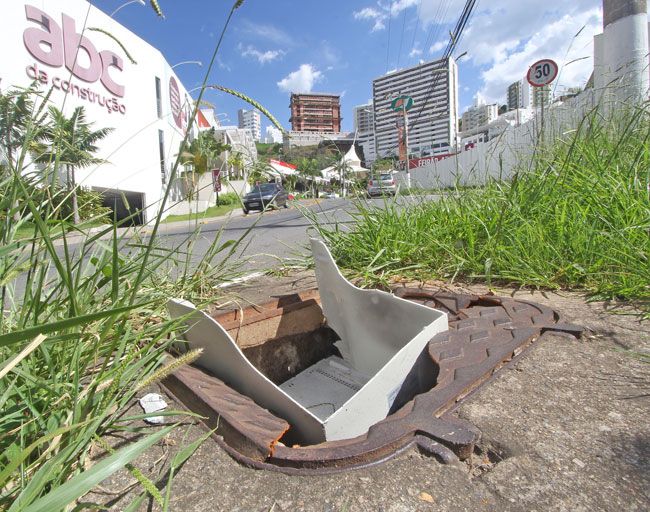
[138, 195, 430, 275]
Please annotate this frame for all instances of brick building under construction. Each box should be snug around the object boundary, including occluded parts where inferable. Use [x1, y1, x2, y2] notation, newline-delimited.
[289, 93, 341, 133]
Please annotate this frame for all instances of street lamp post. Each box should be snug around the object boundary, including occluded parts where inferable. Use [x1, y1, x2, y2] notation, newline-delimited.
[110, 0, 145, 17]
[171, 60, 203, 70]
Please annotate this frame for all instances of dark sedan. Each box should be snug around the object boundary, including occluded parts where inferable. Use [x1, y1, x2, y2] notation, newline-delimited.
[242, 183, 289, 214]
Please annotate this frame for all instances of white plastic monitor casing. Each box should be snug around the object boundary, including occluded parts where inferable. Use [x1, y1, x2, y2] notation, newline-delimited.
[167, 239, 447, 444]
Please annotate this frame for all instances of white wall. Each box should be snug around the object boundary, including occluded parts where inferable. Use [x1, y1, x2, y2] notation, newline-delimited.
[0, 0, 195, 223]
[399, 90, 599, 189]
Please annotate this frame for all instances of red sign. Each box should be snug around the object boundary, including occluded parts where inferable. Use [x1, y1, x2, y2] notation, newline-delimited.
[526, 59, 558, 87]
[169, 77, 185, 129]
[212, 169, 222, 192]
[408, 154, 453, 169]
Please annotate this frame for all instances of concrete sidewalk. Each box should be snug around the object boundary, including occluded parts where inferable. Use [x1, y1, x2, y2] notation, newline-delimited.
[87, 272, 649, 511]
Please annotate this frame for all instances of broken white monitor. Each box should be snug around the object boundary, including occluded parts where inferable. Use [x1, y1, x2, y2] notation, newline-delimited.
[167, 239, 447, 444]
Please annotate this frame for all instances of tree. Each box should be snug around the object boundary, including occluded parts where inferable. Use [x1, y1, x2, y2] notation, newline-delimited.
[246, 160, 275, 185]
[34, 106, 112, 224]
[227, 151, 245, 179]
[332, 156, 352, 198]
[0, 86, 46, 221]
[179, 129, 230, 205]
[498, 104, 508, 115]
[298, 157, 320, 197]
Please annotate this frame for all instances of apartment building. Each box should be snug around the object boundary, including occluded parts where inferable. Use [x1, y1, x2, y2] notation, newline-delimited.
[353, 102, 377, 165]
[461, 100, 498, 132]
[372, 57, 458, 159]
[289, 93, 341, 133]
[507, 79, 552, 110]
[237, 109, 261, 141]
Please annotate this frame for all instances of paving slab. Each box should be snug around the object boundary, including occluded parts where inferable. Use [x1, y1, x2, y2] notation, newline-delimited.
[85, 272, 649, 512]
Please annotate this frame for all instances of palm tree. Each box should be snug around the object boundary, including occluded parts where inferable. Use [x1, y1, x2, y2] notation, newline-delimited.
[0, 86, 46, 221]
[298, 157, 320, 198]
[34, 106, 112, 224]
[179, 129, 230, 205]
[332, 157, 353, 198]
[227, 151, 245, 179]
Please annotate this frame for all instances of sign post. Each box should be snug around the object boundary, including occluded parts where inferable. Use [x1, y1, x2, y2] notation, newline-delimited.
[211, 169, 222, 205]
[526, 59, 558, 144]
[390, 95, 414, 187]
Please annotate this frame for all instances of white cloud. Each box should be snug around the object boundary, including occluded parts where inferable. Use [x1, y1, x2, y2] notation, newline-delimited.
[409, 46, 422, 58]
[353, 7, 381, 20]
[353, 0, 603, 101]
[277, 64, 323, 93]
[239, 44, 285, 64]
[353, 7, 386, 31]
[473, 8, 601, 101]
[429, 40, 446, 54]
[239, 20, 294, 46]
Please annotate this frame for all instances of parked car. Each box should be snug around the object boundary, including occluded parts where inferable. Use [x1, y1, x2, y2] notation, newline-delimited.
[367, 173, 397, 197]
[242, 183, 289, 213]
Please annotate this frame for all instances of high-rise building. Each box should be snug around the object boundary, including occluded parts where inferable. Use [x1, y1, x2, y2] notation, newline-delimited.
[289, 93, 341, 133]
[237, 109, 261, 141]
[372, 57, 458, 159]
[461, 99, 498, 132]
[353, 102, 377, 164]
[507, 79, 552, 110]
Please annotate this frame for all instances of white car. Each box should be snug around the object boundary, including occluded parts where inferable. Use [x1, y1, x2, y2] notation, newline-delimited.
[367, 173, 397, 197]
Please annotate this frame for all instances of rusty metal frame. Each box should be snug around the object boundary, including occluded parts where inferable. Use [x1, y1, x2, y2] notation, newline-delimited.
[163, 287, 582, 474]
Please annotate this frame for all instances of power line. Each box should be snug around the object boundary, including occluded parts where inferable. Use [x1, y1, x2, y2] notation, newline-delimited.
[380, 0, 479, 157]
[385, 1, 394, 74]
[407, 0, 423, 62]
[396, 9, 408, 69]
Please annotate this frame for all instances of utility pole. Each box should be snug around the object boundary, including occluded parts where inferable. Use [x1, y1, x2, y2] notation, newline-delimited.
[402, 105, 411, 188]
[599, 0, 649, 103]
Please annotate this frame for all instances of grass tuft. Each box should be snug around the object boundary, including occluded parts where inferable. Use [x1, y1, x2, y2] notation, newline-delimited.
[312, 106, 650, 314]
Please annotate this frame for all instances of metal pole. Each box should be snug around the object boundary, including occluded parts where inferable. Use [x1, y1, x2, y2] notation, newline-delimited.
[403, 106, 411, 188]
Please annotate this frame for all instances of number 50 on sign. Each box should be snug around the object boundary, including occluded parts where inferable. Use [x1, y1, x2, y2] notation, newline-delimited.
[527, 59, 558, 87]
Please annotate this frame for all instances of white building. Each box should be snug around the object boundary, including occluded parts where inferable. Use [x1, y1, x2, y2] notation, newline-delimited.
[372, 57, 458, 159]
[283, 130, 352, 151]
[212, 126, 258, 179]
[0, 0, 198, 224]
[507, 79, 552, 110]
[264, 125, 283, 144]
[238, 109, 261, 142]
[353, 102, 376, 165]
[461, 98, 498, 132]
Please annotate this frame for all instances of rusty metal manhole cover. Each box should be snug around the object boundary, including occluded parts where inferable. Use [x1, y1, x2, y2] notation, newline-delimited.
[163, 287, 581, 474]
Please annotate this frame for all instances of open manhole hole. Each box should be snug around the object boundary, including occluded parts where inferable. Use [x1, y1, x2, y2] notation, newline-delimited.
[163, 241, 582, 474]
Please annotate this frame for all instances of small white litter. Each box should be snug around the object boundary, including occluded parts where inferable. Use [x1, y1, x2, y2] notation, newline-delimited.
[139, 393, 168, 425]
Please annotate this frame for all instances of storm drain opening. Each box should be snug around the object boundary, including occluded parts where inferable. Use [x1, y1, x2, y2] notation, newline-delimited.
[163, 241, 583, 474]
[167, 240, 448, 446]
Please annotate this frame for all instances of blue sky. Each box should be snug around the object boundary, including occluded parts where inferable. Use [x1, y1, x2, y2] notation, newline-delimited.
[95, 0, 608, 133]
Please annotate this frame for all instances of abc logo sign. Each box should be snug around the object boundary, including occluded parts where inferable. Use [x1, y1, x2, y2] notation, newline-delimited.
[23, 5, 125, 97]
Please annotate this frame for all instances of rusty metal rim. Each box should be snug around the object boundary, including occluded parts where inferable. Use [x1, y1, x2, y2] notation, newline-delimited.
[162, 288, 582, 475]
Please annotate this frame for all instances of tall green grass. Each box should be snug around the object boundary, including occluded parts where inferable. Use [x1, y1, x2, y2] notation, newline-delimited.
[313, 106, 650, 313]
[0, 2, 253, 509]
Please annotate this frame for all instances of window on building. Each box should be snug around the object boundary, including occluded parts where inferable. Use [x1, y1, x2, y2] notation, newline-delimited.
[158, 129, 166, 183]
[155, 77, 162, 119]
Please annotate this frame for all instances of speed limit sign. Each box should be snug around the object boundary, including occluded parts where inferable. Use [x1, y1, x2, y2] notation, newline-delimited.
[527, 59, 558, 87]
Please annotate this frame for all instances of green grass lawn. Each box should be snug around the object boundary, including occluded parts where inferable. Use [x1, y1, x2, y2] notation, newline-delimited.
[12, 219, 109, 240]
[162, 201, 240, 223]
